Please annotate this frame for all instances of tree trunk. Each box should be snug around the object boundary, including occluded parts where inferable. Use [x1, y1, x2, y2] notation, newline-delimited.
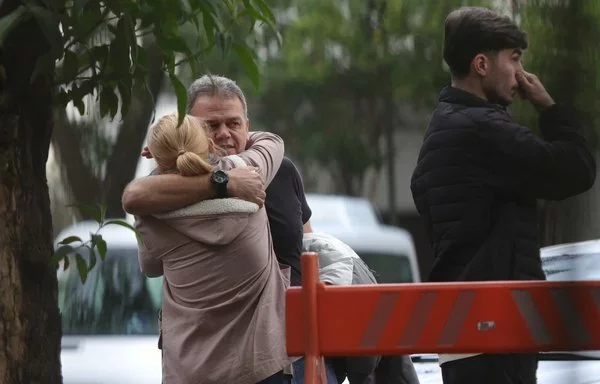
[0, 1, 62, 383]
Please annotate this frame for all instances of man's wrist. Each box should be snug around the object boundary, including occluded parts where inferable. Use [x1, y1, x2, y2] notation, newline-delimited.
[534, 96, 555, 112]
[196, 173, 218, 199]
[226, 172, 236, 197]
[210, 170, 229, 198]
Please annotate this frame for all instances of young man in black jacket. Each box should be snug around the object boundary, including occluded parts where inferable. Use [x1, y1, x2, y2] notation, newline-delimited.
[410, 6, 596, 384]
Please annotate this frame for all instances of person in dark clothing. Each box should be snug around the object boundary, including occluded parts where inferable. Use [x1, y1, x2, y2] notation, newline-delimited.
[265, 156, 313, 287]
[410, 7, 596, 384]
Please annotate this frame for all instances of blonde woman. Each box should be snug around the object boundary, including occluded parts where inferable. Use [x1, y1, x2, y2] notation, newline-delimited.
[134, 114, 290, 384]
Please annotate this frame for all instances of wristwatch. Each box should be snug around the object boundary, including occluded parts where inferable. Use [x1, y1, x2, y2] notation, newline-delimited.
[210, 170, 229, 198]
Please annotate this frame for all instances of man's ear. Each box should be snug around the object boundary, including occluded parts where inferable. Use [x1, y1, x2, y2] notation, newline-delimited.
[245, 118, 250, 139]
[472, 53, 491, 77]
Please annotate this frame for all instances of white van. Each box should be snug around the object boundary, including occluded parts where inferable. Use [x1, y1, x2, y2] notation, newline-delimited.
[306, 193, 383, 228]
[309, 225, 421, 283]
[307, 193, 421, 283]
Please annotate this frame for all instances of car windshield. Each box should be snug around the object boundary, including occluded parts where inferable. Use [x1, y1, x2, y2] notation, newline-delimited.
[58, 247, 163, 335]
[306, 196, 380, 228]
[358, 252, 413, 283]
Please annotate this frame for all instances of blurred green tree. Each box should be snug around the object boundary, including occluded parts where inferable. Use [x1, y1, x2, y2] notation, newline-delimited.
[514, 0, 600, 245]
[250, 0, 490, 222]
[0, 0, 275, 381]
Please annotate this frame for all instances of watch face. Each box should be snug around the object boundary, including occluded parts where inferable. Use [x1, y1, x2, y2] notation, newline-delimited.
[213, 171, 228, 183]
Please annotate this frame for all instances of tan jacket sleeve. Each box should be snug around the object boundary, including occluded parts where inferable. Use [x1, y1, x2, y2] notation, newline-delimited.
[218, 131, 284, 187]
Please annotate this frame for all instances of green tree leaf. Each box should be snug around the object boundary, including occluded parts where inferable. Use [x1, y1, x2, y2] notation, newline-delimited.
[165, 35, 190, 53]
[75, 253, 88, 284]
[73, 97, 86, 115]
[169, 74, 188, 126]
[92, 233, 107, 261]
[99, 204, 107, 224]
[59, 50, 79, 84]
[58, 236, 83, 245]
[232, 42, 260, 89]
[52, 245, 75, 268]
[99, 86, 119, 118]
[252, 0, 277, 26]
[87, 246, 97, 271]
[67, 202, 102, 223]
[63, 254, 71, 271]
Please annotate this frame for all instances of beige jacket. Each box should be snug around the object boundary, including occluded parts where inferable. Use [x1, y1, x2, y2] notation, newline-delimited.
[135, 132, 291, 384]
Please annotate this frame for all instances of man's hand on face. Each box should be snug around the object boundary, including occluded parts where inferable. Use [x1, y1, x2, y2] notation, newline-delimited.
[227, 166, 266, 207]
[516, 71, 555, 111]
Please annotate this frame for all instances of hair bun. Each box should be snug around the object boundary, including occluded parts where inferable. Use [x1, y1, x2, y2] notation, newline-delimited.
[177, 149, 186, 156]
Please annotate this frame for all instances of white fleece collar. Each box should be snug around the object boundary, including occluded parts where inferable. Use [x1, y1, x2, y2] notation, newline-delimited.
[226, 154, 246, 167]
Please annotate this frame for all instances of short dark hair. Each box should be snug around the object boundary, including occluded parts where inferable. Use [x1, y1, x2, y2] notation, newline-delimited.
[443, 7, 528, 78]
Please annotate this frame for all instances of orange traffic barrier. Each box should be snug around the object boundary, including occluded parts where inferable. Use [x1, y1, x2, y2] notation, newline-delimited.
[287, 252, 600, 383]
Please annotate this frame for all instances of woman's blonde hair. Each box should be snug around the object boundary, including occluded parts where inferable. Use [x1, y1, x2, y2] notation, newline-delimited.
[147, 114, 214, 176]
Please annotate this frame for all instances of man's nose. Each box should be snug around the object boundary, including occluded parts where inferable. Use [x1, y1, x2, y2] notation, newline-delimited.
[516, 61, 524, 72]
[213, 124, 230, 140]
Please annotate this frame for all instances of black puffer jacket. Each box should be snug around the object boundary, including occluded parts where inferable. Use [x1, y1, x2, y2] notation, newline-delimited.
[411, 86, 596, 282]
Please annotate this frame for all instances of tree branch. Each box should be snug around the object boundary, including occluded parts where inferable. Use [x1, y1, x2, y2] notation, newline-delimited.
[51, 110, 101, 218]
[103, 42, 165, 217]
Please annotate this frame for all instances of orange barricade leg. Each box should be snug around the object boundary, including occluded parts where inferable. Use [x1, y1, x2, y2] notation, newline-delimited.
[300, 252, 327, 384]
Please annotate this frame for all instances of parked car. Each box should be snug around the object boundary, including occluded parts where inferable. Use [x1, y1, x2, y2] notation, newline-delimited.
[57, 222, 162, 384]
[307, 193, 421, 283]
[306, 193, 383, 229]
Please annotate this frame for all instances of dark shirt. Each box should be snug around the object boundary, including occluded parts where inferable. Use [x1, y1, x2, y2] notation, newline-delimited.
[265, 157, 312, 286]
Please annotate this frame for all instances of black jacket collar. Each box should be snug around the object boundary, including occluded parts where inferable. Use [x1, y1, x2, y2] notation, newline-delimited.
[439, 86, 506, 111]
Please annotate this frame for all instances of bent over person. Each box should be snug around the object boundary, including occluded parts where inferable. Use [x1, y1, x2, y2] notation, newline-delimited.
[135, 114, 291, 384]
[410, 7, 596, 384]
